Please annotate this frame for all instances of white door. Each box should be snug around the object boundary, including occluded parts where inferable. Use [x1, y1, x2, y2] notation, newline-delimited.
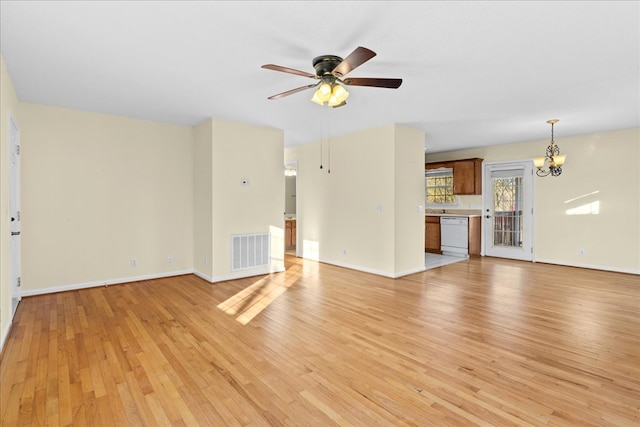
[483, 161, 533, 261]
[9, 114, 21, 315]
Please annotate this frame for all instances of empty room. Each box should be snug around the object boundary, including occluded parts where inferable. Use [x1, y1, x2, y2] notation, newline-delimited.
[1, 1, 638, 426]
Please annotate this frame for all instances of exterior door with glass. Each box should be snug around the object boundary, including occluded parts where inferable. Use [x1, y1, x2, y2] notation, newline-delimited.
[483, 162, 533, 261]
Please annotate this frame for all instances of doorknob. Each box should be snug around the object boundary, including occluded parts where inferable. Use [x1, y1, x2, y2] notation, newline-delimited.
[11, 217, 15, 222]
[485, 215, 491, 219]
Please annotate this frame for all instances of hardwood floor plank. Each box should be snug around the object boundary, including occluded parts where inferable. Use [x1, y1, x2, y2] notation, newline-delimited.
[1, 256, 638, 426]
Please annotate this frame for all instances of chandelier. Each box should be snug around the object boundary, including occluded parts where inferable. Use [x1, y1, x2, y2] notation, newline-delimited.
[533, 119, 566, 177]
[310, 77, 349, 108]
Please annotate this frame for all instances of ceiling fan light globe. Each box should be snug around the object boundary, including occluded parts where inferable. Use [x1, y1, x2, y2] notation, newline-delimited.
[332, 85, 349, 104]
[332, 84, 345, 97]
[318, 83, 332, 101]
[311, 91, 325, 105]
[327, 95, 340, 107]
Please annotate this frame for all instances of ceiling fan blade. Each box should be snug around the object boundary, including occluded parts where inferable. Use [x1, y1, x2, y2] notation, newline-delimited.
[342, 77, 403, 89]
[267, 83, 319, 100]
[331, 46, 376, 77]
[261, 64, 317, 79]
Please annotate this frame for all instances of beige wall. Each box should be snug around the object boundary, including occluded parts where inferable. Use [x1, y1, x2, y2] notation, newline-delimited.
[210, 119, 285, 281]
[0, 56, 20, 347]
[19, 103, 194, 293]
[426, 127, 640, 273]
[193, 120, 213, 279]
[393, 125, 428, 274]
[285, 124, 425, 278]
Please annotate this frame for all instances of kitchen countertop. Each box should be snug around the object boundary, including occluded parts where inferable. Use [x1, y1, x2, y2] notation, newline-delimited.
[425, 210, 482, 218]
[426, 214, 482, 218]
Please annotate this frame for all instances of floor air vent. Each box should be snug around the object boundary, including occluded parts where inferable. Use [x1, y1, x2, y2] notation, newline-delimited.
[231, 233, 270, 271]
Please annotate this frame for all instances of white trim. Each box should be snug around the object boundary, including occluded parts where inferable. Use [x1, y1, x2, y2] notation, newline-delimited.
[8, 111, 21, 317]
[20, 270, 193, 297]
[17, 265, 290, 296]
[209, 265, 285, 283]
[390, 266, 428, 278]
[534, 259, 639, 276]
[193, 269, 214, 283]
[318, 258, 426, 279]
[1, 321, 13, 354]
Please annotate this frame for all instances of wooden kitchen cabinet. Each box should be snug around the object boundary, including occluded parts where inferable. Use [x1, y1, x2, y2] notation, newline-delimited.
[426, 158, 483, 195]
[453, 158, 483, 195]
[285, 220, 296, 250]
[425, 216, 441, 253]
[468, 216, 481, 256]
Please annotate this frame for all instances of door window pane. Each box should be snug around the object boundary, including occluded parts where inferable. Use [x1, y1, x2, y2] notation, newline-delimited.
[492, 176, 523, 248]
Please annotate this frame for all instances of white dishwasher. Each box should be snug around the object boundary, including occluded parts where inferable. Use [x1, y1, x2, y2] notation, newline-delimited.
[440, 216, 469, 257]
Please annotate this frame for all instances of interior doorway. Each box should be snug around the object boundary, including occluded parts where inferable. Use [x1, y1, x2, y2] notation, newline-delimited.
[284, 161, 297, 256]
[482, 161, 533, 261]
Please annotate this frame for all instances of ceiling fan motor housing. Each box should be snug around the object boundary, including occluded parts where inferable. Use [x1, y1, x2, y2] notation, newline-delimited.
[313, 55, 344, 77]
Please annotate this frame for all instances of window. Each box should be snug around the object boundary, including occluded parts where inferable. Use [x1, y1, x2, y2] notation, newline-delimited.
[425, 168, 454, 205]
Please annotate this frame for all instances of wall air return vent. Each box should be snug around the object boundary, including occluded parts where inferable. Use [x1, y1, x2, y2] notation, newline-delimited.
[231, 233, 270, 272]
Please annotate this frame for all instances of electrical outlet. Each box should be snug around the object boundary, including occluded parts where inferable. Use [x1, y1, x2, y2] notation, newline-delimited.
[131, 259, 137, 268]
[168, 255, 173, 264]
[579, 248, 586, 256]
[343, 249, 347, 256]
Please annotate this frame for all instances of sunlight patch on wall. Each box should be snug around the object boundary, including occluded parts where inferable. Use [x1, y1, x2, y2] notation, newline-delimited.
[269, 224, 284, 265]
[302, 239, 320, 261]
[566, 201, 600, 216]
[564, 191, 600, 215]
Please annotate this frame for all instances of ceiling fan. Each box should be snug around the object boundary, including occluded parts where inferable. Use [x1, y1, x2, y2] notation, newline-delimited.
[261, 46, 402, 108]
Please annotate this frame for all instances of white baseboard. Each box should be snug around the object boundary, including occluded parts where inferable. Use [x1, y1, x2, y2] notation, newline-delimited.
[1, 320, 12, 355]
[208, 266, 286, 283]
[318, 258, 426, 279]
[534, 258, 640, 275]
[193, 270, 214, 282]
[20, 269, 193, 297]
[18, 265, 291, 298]
[391, 266, 428, 278]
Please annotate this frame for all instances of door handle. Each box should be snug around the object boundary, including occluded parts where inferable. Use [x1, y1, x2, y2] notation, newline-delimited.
[11, 231, 20, 236]
[485, 215, 491, 219]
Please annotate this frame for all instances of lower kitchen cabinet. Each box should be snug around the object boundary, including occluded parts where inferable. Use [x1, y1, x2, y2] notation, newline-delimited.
[425, 216, 441, 253]
[468, 216, 481, 256]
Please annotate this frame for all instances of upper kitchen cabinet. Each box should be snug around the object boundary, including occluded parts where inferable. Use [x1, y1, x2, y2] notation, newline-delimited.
[452, 158, 483, 195]
[426, 158, 483, 195]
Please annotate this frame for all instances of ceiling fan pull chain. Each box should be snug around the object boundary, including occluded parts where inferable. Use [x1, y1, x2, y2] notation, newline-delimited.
[327, 115, 331, 174]
[319, 116, 323, 170]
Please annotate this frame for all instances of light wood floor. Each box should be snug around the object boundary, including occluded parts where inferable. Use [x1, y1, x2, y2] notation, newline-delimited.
[1, 256, 639, 426]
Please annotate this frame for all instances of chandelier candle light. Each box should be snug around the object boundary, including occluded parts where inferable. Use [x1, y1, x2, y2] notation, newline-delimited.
[533, 119, 566, 177]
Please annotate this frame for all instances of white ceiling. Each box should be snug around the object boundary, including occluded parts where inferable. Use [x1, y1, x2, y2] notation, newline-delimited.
[1, 1, 638, 153]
